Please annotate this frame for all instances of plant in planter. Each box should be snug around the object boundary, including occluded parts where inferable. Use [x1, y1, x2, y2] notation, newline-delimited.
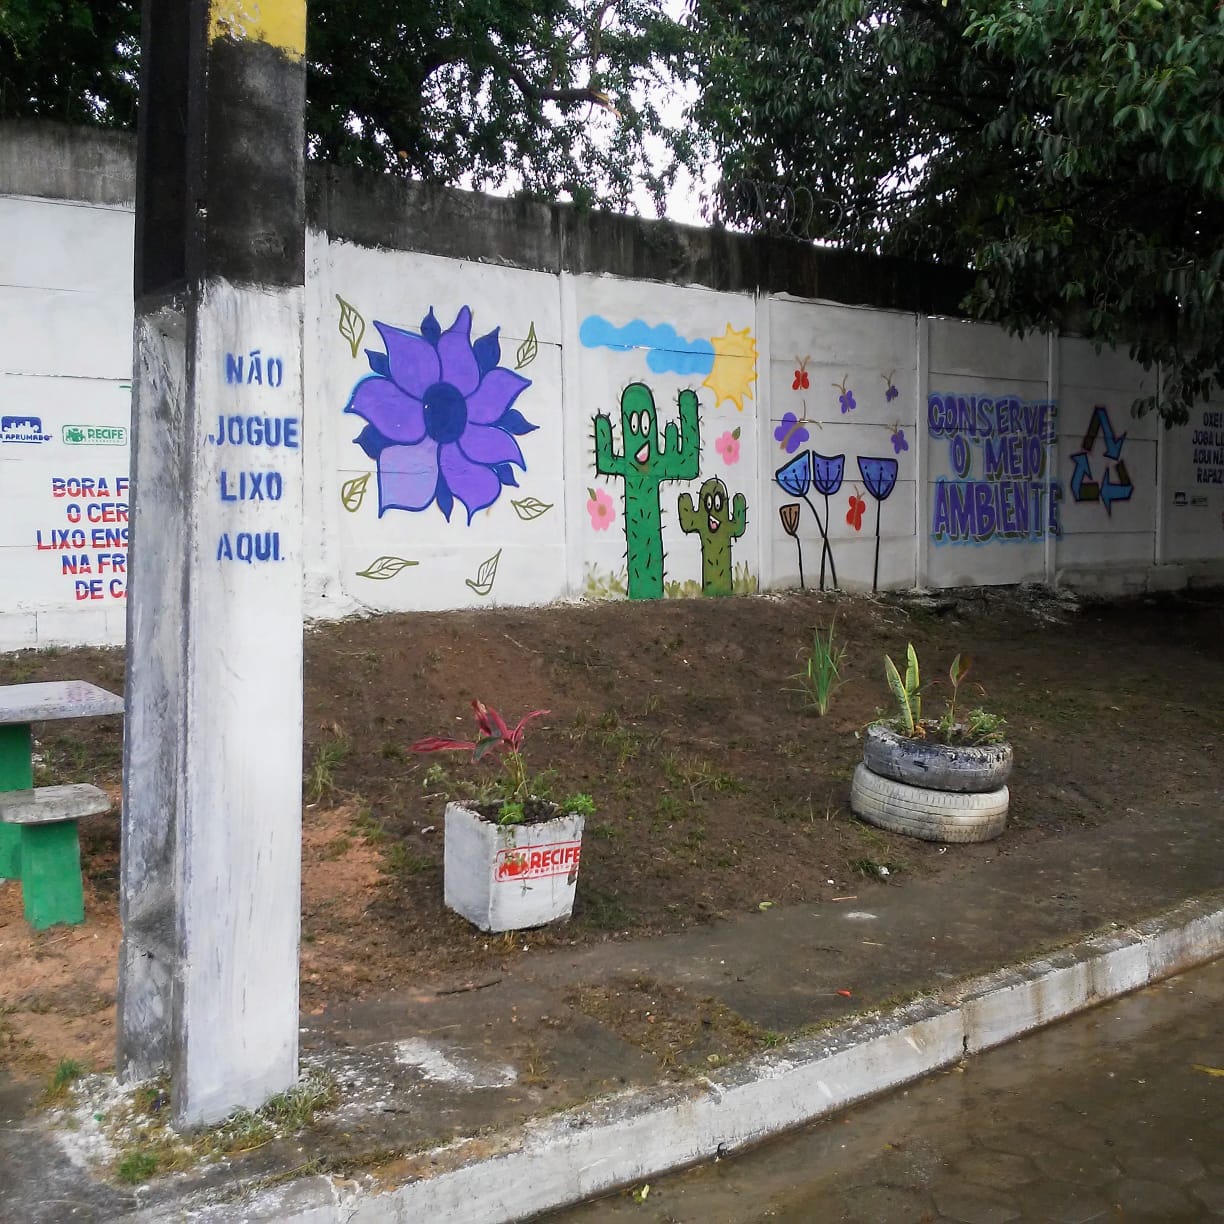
[411, 701, 594, 932]
[851, 645, 1013, 844]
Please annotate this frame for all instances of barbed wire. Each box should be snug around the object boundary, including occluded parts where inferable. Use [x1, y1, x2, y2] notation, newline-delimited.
[700, 180, 848, 242]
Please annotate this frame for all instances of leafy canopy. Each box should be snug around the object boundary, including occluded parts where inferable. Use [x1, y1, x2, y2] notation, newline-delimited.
[688, 0, 1224, 423]
[0, 0, 694, 213]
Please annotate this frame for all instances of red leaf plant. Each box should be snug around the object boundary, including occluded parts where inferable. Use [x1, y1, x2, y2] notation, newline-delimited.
[412, 700, 549, 806]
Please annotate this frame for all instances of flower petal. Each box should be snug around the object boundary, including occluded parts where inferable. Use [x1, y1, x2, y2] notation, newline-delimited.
[437, 306, 480, 397]
[467, 367, 531, 424]
[473, 327, 501, 376]
[440, 442, 502, 523]
[345, 376, 426, 444]
[376, 439, 440, 515]
[374, 321, 439, 398]
[458, 423, 526, 469]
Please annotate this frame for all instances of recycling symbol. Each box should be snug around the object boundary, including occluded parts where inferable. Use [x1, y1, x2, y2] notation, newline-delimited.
[1069, 404, 1132, 514]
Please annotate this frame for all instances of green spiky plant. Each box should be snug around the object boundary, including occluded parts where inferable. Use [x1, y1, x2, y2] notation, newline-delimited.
[790, 617, 847, 717]
[883, 642, 922, 737]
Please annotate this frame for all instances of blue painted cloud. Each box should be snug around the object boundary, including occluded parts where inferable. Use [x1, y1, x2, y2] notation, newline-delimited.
[579, 316, 715, 377]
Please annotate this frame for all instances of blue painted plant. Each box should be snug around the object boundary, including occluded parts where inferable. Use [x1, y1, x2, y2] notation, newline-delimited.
[345, 306, 537, 523]
[858, 456, 899, 593]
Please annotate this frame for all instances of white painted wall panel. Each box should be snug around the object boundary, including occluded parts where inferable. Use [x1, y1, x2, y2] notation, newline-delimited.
[1, 190, 1221, 649]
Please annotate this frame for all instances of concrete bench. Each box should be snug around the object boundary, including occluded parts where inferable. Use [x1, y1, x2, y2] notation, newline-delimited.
[0, 680, 124, 930]
[0, 784, 113, 929]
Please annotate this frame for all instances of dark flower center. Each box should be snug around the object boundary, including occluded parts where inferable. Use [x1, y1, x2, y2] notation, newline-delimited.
[422, 382, 468, 444]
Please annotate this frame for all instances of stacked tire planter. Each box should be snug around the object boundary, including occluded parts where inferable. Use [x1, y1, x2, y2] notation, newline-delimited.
[850, 723, 1013, 844]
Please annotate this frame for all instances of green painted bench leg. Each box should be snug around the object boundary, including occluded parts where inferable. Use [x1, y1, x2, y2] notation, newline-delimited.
[21, 820, 85, 930]
[0, 723, 32, 879]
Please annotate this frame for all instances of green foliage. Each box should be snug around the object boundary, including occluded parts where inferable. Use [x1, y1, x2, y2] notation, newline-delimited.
[688, 0, 1224, 422]
[878, 645, 1006, 743]
[2, 1, 695, 215]
[40, 1057, 84, 1105]
[964, 708, 1007, 744]
[937, 653, 973, 739]
[883, 643, 921, 736]
[790, 617, 847, 717]
[0, 1, 139, 128]
[563, 792, 597, 817]
[115, 1150, 159, 1185]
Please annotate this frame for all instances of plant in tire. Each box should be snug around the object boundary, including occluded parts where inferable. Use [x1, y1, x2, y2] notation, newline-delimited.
[853, 645, 1013, 843]
[879, 646, 1006, 747]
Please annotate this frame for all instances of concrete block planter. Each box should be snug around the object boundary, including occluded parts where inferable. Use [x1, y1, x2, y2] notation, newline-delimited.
[443, 802, 585, 932]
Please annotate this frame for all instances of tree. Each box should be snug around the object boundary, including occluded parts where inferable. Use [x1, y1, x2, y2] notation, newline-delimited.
[687, 0, 1224, 423]
[0, 0, 694, 213]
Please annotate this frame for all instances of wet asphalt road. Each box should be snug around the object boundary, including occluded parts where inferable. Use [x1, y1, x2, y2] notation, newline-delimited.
[551, 957, 1224, 1222]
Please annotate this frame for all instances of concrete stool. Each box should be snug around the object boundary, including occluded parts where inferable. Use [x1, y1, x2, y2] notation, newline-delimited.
[0, 784, 112, 929]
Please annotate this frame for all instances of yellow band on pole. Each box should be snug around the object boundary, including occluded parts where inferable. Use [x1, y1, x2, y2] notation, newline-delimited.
[209, 0, 306, 59]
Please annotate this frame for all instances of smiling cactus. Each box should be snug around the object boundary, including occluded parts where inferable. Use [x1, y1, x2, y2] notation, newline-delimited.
[594, 382, 700, 600]
[678, 477, 748, 596]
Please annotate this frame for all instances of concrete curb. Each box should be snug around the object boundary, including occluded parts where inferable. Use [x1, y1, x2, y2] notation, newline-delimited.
[142, 893, 1224, 1223]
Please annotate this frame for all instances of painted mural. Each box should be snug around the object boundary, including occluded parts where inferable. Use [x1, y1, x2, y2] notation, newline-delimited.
[582, 309, 759, 602]
[1068, 404, 1133, 514]
[678, 476, 748, 597]
[343, 305, 537, 524]
[593, 382, 700, 600]
[771, 363, 904, 593]
[928, 392, 1061, 544]
[5, 185, 1224, 650]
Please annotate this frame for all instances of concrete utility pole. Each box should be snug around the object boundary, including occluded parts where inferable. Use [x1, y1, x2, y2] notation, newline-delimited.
[118, 0, 307, 1125]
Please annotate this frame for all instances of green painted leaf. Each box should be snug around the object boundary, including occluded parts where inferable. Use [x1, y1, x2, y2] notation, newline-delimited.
[337, 295, 365, 359]
[511, 496, 554, 521]
[356, 555, 418, 580]
[466, 549, 502, 596]
[515, 322, 539, 370]
[340, 473, 370, 512]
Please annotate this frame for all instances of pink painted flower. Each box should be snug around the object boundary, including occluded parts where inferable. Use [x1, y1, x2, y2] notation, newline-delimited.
[587, 486, 616, 531]
[715, 428, 741, 466]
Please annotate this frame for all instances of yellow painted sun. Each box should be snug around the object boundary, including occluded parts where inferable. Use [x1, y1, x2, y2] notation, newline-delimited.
[702, 325, 758, 412]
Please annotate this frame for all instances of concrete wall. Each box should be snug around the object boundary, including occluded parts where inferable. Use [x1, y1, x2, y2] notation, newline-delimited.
[3, 122, 1222, 650]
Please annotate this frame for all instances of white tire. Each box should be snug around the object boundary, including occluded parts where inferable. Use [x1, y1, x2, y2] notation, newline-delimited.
[862, 723, 1012, 793]
[850, 762, 1008, 843]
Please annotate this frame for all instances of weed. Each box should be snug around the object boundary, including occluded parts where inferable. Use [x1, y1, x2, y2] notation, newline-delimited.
[115, 1150, 159, 1184]
[351, 802, 386, 843]
[562, 792, 597, 817]
[790, 617, 848, 716]
[663, 754, 742, 798]
[386, 842, 433, 875]
[306, 733, 351, 804]
[379, 742, 405, 762]
[40, 1057, 84, 1105]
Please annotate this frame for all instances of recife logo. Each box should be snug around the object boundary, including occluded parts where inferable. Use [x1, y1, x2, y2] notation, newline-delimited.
[0, 415, 52, 444]
[494, 840, 581, 883]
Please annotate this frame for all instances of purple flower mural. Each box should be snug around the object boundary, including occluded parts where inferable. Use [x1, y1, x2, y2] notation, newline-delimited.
[345, 306, 537, 523]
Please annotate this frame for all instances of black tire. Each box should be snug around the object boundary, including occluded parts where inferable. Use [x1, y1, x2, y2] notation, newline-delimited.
[862, 723, 1012, 793]
[850, 763, 1008, 843]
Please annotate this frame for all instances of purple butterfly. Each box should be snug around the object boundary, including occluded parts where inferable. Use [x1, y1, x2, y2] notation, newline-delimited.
[890, 428, 909, 454]
[774, 411, 810, 454]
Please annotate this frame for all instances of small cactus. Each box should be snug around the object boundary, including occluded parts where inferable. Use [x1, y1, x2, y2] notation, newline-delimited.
[678, 477, 747, 597]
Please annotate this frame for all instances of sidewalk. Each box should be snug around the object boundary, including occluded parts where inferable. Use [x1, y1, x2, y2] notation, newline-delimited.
[3, 789, 1224, 1222]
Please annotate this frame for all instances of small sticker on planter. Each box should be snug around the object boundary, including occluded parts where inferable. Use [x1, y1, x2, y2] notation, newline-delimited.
[495, 841, 581, 882]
